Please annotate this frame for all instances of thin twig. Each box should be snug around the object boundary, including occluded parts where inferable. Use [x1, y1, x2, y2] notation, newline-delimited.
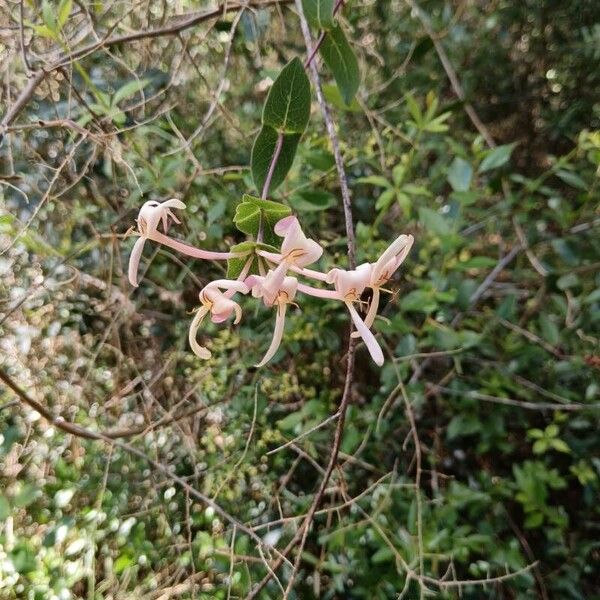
[0, 367, 291, 568]
[0, 0, 294, 140]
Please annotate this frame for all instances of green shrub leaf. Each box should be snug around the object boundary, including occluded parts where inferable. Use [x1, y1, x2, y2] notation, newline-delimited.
[302, 0, 335, 30]
[319, 26, 360, 106]
[262, 57, 311, 134]
[233, 194, 291, 245]
[251, 125, 301, 195]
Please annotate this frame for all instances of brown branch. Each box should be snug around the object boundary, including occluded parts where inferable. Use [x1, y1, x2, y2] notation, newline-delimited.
[0, 0, 293, 141]
[0, 366, 207, 439]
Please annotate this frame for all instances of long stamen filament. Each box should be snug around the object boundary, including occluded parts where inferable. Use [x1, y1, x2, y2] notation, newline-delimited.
[257, 250, 329, 282]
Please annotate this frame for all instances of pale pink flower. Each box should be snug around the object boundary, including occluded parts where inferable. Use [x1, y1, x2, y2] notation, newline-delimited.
[326, 264, 384, 366]
[246, 273, 298, 367]
[274, 216, 323, 267]
[188, 279, 249, 359]
[128, 199, 244, 288]
[358, 234, 414, 331]
[128, 199, 185, 287]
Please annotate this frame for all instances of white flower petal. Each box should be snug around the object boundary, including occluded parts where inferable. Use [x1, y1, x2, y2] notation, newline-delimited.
[256, 303, 288, 367]
[128, 236, 146, 288]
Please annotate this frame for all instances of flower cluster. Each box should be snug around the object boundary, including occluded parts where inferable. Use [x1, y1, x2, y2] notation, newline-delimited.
[128, 200, 414, 367]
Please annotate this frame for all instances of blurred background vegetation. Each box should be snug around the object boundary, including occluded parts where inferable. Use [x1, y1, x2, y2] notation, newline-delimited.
[1, 0, 599, 598]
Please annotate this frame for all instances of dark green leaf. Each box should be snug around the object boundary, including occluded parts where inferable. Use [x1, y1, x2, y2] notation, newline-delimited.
[262, 57, 311, 134]
[302, 0, 335, 30]
[290, 190, 336, 212]
[319, 26, 360, 105]
[251, 125, 301, 195]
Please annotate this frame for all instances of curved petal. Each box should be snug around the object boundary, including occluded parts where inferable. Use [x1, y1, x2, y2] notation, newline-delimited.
[206, 279, 250, 295]
[188, 306, 212, 359]
[162, 198, 186, 210]
[128, 236, 146, 288]
[256, 303, 288, 367]
[372, 234, 414, 284]
[326, 264, 371, 299]
[346, 302, 384, 366]
[351, 287, 380, 338]
[274, 215, 297, 237]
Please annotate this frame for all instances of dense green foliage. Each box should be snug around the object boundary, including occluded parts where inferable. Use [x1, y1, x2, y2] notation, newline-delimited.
[1, 0, 599, 598]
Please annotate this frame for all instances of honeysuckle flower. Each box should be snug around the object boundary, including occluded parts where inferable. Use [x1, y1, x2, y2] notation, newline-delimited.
[355, 233, 415, 332]
[188, 279, 249, 359]
[246, 273, 298, 367]
[129, 199, 185, 287]
[274, 215, 323, 267]
[326, 264, 384, 366]
[128, 199, 245, 288]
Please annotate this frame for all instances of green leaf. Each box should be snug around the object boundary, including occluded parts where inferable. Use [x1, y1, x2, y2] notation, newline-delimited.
[539, 314, 560, 346]
[302, 0, 335, 30]
[262, 57, 311, 134]
[304, 148, 335, 170]
[112, 78, 151, 106]
[0, 496, 10, 521]
[32, 24, 57, 39]
[226, 241, 256, 279]
[524, 512, 544, 528]
[290, 190, 336, 212]
[357, 175, 391, 188]
[319, 26, 360, 105]
[14, 484, 40, 508]
[57, 0, 73, 28]
[251, 125, 301, 195]
[550, 439, 570, 453]
[233, 194, 291, 246]
[447, 157, 473, 192]
[371, 546, 394, 564]
[405, 93, 422, 126]
[321, 83, 361, 112]
[479, 143, 516, 172]
[42, 0, 57, 32]
[419, 207, 451, 236]
[555, 169, 588, 190]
